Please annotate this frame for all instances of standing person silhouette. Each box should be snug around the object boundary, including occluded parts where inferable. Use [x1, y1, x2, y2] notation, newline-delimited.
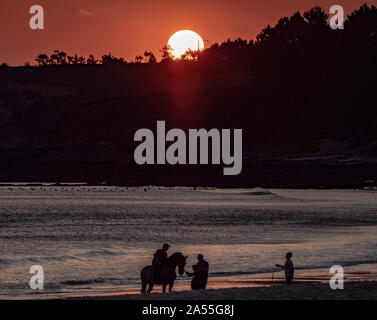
[276, 252, 294, 284]
[186, 254, 209, 290]
[152, 243, 170, 282]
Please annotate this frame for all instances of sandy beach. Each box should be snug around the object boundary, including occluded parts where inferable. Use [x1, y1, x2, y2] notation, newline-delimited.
[82, 281, 377, 300]
[68, 264, 377, 300]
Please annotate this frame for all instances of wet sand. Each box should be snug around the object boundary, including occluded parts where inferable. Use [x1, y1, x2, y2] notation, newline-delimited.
[69, 264, 377, 300]
[85, 281, 377, 300]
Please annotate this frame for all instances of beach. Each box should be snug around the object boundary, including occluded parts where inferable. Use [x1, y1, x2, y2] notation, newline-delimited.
[64, 264, 377, 300]
[83, 281, 377, 300]
[1, 186, 377, 300]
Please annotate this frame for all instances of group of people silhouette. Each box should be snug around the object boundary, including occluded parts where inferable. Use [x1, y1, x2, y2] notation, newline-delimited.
[151, 244, 294, 291]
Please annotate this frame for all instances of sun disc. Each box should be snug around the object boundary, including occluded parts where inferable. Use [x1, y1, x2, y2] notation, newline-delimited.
[168, 30, 205, 59]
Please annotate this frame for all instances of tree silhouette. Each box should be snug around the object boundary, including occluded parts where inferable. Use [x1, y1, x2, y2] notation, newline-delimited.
[35, 53, 49, 66]
[49, 51, 60, 65]
[86, 54, 98, 65]
[26, 4, 377, 71]
[57, 51, 67, 64]
[78, 56, 86, 64]
[101, 53, 126, 64]
[68, 54, 80, 65]
[160, 45, 173, 62]
[144, 51, 156, 63]
[345, 4, 377, 40]
[303, 6, 328, 26]
[135, 55, 143, 63]
[180, 49, 199, 60]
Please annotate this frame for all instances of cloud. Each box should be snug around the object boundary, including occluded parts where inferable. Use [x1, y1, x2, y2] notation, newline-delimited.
[76, 9, 93, 16]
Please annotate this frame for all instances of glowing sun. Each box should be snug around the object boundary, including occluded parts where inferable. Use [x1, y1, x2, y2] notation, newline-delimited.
[168, 30, 205, 59]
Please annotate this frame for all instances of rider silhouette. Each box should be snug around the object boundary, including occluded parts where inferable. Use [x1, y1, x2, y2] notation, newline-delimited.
[152, 243, 170, 282]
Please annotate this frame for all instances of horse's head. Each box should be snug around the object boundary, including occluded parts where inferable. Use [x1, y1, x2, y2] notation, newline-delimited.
[169, 252, 187, 275]
[178, 254, 188, 275]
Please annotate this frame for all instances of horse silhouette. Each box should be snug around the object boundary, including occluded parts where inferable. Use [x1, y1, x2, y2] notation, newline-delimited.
[140, 252, 187, 293]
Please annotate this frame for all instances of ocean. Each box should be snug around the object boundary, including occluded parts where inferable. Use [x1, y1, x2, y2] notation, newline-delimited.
[0, 186, 376, 299]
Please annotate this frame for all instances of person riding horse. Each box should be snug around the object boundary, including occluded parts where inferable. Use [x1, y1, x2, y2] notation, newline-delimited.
[152, 243, 170, 282]
[141, 251, 187, 293]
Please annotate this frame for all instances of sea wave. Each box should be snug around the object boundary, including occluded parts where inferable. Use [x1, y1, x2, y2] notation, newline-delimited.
[61, 277, 133, 286]
[0, 255, 83, 266]
[76, 250, 123, 258]
[241, 191, 276, 196]
[210, 259, 377, 277]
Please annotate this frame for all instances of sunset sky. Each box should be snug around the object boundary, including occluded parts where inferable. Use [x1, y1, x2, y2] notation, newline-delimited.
[1, 0, 376, 65]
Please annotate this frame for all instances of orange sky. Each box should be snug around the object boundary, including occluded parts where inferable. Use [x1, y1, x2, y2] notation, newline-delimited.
[0, 0, 376, 65]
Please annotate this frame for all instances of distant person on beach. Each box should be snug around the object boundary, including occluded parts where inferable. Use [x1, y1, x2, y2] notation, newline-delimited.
[276, 252, 294, 284]
[186, 254, 209, 290]
[152, 243, 170, 282]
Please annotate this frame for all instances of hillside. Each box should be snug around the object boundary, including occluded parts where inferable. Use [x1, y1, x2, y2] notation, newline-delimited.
[0, 5, 376, 187]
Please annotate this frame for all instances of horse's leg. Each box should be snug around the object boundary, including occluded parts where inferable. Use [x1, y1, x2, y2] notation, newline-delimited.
[141, 280, 147, 293]
[147, 283, 154, 293]
[162, 283, 167, 293]
[169, 281, 174, 292]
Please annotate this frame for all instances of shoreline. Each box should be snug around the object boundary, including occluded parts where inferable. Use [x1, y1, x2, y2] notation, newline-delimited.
[69, 265, 377, 300]
[2, 265, 376, 300]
